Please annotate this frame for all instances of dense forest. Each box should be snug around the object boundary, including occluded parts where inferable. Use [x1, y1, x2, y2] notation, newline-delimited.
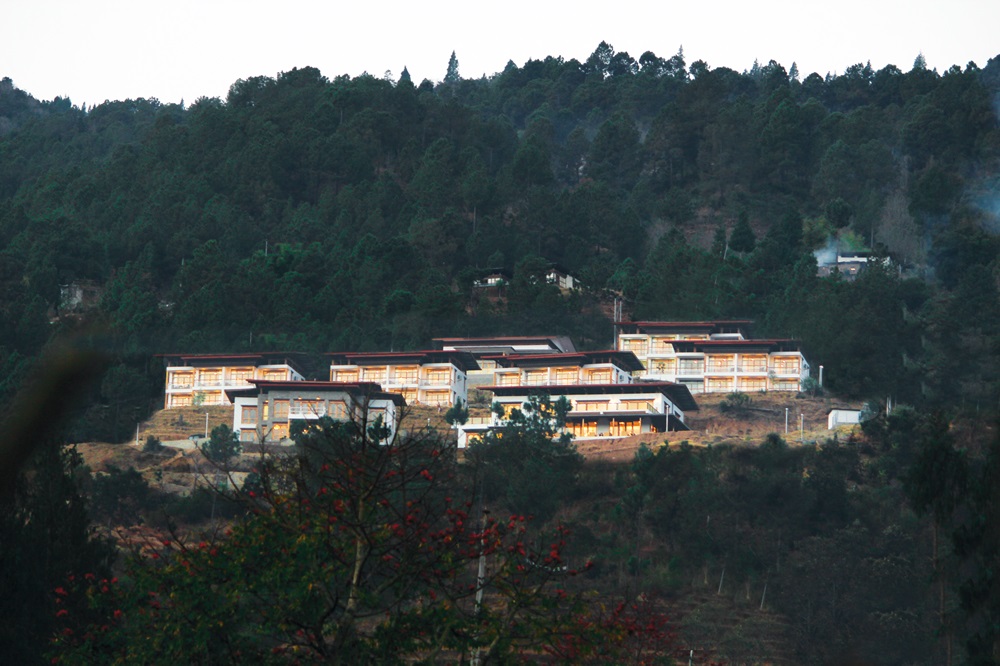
[0, 45, 998, 439]
[2, 43, 1000, 664]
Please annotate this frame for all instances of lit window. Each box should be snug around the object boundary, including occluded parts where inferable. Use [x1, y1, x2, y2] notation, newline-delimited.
[273, 400, 289, 420]
[242, 406, 258, 424]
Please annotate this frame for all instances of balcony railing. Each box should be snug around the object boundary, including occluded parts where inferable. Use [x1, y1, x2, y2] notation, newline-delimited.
[419, 378, 452, 387]
[177, 379, 254, 390]
[736, 364, 768, 373]
[570, 405, 659, 415]
[770, 366, 801, 376]
[289, 405, 327, 419]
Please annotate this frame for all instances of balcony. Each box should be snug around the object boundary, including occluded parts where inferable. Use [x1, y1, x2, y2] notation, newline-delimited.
[419, 378, 452, 387]
[289, 405, 327, 419]
[736, 364, 768, 373]
[704, 365, 736, 374]
[770, 365, 801, 377]
[649, 344, 675, 355]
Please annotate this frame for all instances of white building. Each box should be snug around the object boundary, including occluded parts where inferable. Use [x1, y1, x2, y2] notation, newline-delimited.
[160, 353, 306, 408]
[227, 380, 405, 443]
[455, 350, 698, 447]
[327, 350, 478, 407]
[616, 321, 811, 393]
[434, 336, 576, 387]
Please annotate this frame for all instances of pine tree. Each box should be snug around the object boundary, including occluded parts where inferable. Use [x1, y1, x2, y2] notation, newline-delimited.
[444, 51, 460, 83]
[729, 210, 757, 253]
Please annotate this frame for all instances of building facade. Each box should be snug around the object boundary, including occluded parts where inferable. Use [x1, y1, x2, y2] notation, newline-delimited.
[455, 350, 698, 447]
[616, 321, 810, 393]
[458, 382, 698, 448]
[327, 350, 478, 407]
[228, 380, 405, 443]
[160, 353, 306, 409]
[489, 350, 643, 387]
[434, 336, 577, 387]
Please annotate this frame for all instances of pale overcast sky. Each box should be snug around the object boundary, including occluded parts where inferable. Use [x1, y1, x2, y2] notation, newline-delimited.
[4, 0, 999, 107]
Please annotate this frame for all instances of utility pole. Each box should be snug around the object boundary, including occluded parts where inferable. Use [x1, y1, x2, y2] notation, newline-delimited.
[800, 413, 804, 444]
[785, 408, 789, 434]
[204, 412, 209, 439]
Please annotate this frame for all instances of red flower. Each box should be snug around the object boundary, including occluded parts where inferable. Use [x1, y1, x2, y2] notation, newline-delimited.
[56, 609, 68, 617]
[54, 587, 68, 597]
[113, 609, 123, 619]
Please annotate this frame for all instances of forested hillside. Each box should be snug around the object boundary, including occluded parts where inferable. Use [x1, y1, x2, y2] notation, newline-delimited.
[1, 44, 998, 440]
[4, 44, 1000, 666]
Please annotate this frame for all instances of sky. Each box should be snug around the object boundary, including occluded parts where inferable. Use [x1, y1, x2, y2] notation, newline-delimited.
[4, 0, 1000, 107]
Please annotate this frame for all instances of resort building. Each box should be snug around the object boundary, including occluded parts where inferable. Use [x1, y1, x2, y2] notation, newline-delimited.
[433, 336, 577, 387]
[615, 321, 810, 393]
[159, 353, 307, 409]
[227, 380, 405, 443]
[458, 381, 697, 448]
[488, 350, 643, 387]
[455, 349, 698, 447]
[327, 350, 479, 407]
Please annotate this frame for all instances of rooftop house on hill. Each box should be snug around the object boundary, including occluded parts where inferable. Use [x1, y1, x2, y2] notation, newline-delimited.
[616, 321, 810, 393]
[327, 350, 479, 407]
[159, 353, 306, 409]
[227, 380, 404, 443]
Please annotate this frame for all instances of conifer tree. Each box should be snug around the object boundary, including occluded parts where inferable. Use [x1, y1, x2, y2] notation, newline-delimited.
[444, 51, 460, 83]
[729, 210, 757, 253]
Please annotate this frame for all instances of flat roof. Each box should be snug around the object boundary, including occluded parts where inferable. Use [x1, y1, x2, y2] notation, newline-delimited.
[616, 321, 753, 334]
[670, 339, 803, 353]
[433, 335, 577, 354]
[158, 352, 308, 374]
[226, 380, 406, 406]
[484, 381, 699, 412]
[489, 350, 645, 373]
[327, 350, 480, 373]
